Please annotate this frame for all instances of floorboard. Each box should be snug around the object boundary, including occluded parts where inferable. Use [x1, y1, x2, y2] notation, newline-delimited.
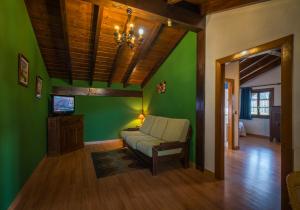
[11, 136, 280, 210]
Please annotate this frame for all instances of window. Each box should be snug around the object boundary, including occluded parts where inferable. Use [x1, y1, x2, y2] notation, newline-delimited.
[251, 88, 274, 118]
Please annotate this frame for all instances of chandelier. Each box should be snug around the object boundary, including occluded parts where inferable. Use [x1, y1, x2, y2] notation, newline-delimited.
[114, 8, 144, 49]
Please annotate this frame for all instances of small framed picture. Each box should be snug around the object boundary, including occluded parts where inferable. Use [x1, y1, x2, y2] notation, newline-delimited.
[35, 76, 43, 99]
[156, 80, 167, 94]
[18, 54, 29, 87]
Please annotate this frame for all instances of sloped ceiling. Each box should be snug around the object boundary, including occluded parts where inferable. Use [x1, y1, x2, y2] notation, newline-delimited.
[25, 0, 267, 87]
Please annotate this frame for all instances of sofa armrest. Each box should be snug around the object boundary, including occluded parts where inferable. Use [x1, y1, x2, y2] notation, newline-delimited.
[153, 141, 186, 151]
[123, 127, 140, 131]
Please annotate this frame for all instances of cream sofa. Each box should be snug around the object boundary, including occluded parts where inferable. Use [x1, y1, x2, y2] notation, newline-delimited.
[121, 115, 191, 175]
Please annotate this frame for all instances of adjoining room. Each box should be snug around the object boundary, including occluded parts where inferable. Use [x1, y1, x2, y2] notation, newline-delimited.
[224, 49, 282, 209]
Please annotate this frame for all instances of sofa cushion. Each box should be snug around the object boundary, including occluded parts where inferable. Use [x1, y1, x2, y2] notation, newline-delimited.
[120, 130, 146, 139]
[139, 115, 155, 134]
[125, 135, 157, 149]
[162, 119, 190, 142]
[149, 117, 168, 139]
[136, 139, 182, 157]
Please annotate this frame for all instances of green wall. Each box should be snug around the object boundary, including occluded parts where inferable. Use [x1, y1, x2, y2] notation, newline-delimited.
[0, 1, 195, 207]
[143, 32, 197, 161]
[0, 0, 50, 209]
[51, 79, 143, 141]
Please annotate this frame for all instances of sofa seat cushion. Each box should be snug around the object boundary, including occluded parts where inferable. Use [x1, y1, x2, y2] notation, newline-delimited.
[120, 130, 146, 139]
[140, 115, 155, 134]
[125, 135, 157, 149]
[136, 140, 182, 157]
[150, 117, 168, 139]
[162, 119, 190, 142]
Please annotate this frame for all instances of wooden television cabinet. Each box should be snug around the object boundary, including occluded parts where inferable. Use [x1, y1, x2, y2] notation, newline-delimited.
[47, 115, 84, 156]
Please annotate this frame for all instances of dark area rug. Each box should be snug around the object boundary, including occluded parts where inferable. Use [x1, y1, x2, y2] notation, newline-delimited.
[91, 148, 147, 178]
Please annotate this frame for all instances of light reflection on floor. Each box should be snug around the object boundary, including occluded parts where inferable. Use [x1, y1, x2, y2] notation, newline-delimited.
[225, 136, 281, 210]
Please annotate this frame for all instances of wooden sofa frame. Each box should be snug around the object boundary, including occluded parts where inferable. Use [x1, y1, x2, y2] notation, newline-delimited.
[122, 127, 192, 175]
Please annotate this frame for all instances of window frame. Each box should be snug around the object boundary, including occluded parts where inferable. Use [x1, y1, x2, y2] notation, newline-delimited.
[251, 88, 274, 119]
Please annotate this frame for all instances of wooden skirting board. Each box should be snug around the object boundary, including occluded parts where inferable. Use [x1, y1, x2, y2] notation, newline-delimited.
[52, 86, 143, 97]
[189, 163, 215, 179]
[247, 133, 270, 139]
[233, 145, 240, 150]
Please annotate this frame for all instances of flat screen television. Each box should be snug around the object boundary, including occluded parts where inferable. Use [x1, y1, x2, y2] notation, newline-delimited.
[52, 95, 75, 114]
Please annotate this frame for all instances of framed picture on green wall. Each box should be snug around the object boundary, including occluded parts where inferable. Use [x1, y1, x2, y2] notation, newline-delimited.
[18, 54, 29, 87]
[156, 80, 166, 94]
[35, 76, 43, 99]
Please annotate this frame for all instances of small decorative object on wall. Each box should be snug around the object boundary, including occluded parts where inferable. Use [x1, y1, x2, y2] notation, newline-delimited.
[156, 80, 166, 94]
[35, 76, 43, 99]
[18, 54, 29, 87]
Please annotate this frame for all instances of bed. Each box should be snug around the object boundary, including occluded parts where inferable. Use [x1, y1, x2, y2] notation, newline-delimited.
[239, 121, 247, 136]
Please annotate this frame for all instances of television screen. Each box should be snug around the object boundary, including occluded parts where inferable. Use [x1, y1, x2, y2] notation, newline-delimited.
[52, 96, 75, 114]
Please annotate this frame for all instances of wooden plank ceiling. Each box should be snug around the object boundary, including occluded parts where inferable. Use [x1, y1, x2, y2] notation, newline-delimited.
[239, 49, 281, 84]
[25, 0, 192, 87]
[25, 0, 267, 87]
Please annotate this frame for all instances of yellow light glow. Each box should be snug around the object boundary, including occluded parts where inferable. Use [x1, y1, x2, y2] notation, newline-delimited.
[131, 36, 135, 43]
[129, 23, 134, 28]
[114, 25, 120, 31]
[241, 50, 248, 56]
[138, 114, 145, 120]
[167, 18, 172, 27]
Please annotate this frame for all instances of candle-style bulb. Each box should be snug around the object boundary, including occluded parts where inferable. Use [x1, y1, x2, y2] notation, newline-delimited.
[138, 28, 144, 36]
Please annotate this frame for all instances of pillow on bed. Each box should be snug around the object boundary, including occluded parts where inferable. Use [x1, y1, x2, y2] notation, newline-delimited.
[239, 121, 247, 137]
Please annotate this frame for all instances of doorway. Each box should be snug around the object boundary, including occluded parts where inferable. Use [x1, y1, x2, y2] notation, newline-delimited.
[215, 35, 293, 209]
[224, 79, 234, 150]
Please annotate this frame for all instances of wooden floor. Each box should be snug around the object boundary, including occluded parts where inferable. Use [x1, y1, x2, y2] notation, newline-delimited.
[11, 136, 281, 210]
[225, 136, 281, 210]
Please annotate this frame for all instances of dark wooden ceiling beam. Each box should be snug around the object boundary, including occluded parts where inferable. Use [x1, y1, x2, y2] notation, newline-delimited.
[88, 4, 103, 86]
[52, 86, 142, 97]
[81, 0, 204, 31]
[168, 1, 201, 14]
[167, 0, 183, 4]
[240, 54, 265, 66]
[240, 57, 281, 84]
[240, 55, 277, 78]
[122, 23, 163, 87]
[202, 0, 269, 14]
[240, 54, 270, 73]
[59, 0, 73, 84]
[141, 30, 188, 88]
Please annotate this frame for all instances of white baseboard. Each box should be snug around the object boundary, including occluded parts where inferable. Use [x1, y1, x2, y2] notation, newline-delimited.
[84, 139, 122, 145]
